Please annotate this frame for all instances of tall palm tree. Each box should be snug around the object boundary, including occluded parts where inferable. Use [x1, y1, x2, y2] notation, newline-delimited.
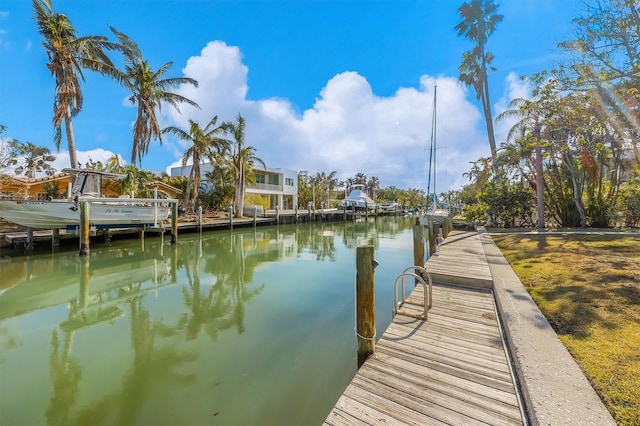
[33, 0, 120, 168]
[227, 114, 265, 218]
[455, 0, 503, 161]
[367, 176, 380, 201]
[163, 116, 230, 213]
[496, 97, 545, 231]
[109, 27, 199, 167]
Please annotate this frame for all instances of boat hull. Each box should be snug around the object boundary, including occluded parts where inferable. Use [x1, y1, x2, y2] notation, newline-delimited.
[0, 199, 171, 229]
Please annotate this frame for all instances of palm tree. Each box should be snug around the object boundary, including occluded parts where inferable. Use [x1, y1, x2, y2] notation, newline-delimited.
[33, 0, 120, 168]
[163, 116, 230, 213]
[496, 97, 545, 231]
[227, 114, 265, 218]
[109, 27, 199, 167]
[7, 140, 56, 178]
[105, 153, 124, 173]
[455, 0, 503, 161]
[367, 176, 380, 201]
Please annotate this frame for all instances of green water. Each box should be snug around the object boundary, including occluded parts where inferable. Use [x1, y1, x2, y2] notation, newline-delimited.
[0, 216, 416, 425]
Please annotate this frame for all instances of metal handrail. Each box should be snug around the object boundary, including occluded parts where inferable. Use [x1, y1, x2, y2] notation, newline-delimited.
[394, 272, 430, 320]
[402, 265, 433, 309]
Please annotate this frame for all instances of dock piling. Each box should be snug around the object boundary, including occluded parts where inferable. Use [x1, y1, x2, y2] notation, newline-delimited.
[171, 202, 178, 244]
[79, 201, 90, 255]
[356, 245, 376, 368]
[52, 228, 60, 248]
[26, 227, 34, 252]
[413, 218, 425, 283]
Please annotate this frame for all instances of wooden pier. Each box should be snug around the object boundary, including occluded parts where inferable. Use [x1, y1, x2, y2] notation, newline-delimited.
[325, 231, 524, 425]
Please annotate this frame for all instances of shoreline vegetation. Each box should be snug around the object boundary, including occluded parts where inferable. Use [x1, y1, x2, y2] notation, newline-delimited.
[492, 232, 640, 425]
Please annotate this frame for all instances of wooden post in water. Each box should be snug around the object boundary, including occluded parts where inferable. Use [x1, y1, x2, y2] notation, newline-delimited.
[228, 205, 233, 229]
[295, 204, 298, 223]
[356, 245, 376, 368]
[79, 201, 90, 255]
[253, 206, 257, 227]
[413, 218, 425, 282]
[170, 202, 178, 244]
[276, 205, 280, 225]
[26, 227, 34, 252]
[52, 228, 60, 248]
[197, 206, 203, 233]
[428, 221, 436, 255]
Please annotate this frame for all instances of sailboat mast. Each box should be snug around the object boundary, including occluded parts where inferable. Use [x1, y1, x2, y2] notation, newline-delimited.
[432, 85, 437, 209]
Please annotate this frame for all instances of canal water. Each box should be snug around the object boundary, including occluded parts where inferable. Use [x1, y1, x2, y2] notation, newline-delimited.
[0, 216, 417, 425]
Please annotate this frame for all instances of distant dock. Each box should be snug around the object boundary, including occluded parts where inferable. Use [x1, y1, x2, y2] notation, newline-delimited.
[0, 208, 400, 250]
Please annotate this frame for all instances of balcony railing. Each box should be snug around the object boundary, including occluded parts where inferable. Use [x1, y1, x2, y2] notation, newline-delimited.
[247, 183, 283, 192]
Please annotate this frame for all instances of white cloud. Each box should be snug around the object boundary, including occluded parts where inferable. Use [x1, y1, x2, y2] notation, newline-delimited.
[493, 72, 533, 149]
[51, 148, 124, 173]
[164, 41, 500, 192]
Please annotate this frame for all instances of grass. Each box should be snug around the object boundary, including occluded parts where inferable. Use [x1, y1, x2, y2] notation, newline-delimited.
[492, 233, 640, 425]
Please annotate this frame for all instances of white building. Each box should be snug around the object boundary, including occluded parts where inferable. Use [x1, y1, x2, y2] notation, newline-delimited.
[170, 163, 300, 210]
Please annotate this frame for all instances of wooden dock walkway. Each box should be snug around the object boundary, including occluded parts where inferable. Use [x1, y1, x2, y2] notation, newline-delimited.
[325, 231, 524, 425]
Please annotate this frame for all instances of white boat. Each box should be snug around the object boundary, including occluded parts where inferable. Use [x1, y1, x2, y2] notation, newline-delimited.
[422, 85, 450, 226]
[0, 169, 172, 229]
[340, 184, 376, 210]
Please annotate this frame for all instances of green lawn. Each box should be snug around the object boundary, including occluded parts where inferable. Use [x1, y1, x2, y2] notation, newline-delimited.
[493, 233, 640, 425]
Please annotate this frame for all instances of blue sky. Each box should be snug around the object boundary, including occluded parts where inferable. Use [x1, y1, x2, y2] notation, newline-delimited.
[0, 0, 580, 192]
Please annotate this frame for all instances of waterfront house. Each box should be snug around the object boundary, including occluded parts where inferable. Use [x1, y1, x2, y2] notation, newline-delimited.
[170, 163, 299, 210]
[0, 172, 181, 200]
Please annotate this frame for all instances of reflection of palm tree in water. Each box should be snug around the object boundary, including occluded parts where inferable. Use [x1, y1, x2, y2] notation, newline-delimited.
[188, 234, 264, 336]
[295, 224, 338, 261]
[115, 298, 196, 426]
[179, 238, 236, 340]
[46, 330, 81, 426]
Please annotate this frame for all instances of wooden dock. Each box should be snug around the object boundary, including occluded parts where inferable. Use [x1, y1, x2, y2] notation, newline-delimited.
[325, 231, 524, 425]
[427, 230, 493, 288]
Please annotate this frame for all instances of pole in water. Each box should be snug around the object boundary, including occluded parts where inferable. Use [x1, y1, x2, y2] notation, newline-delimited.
[79, 201, 90, 255]
[413, 218, 425, 283]
[171, 202, 178, 244]
[356, 245, 376, 368]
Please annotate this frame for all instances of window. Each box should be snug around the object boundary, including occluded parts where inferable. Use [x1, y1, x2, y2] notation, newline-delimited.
[255, 174, 265, 184]
[285, 178, 294, 186]
[268, 174, 279, 185]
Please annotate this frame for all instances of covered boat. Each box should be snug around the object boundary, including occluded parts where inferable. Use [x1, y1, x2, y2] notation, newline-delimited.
[0, 169, 172, 229]
[340, 184, 376, 210]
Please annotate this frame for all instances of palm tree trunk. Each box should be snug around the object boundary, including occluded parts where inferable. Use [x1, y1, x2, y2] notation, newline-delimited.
[481, 79, 497, 161]
[234, 167, 244, 218]
[64, 108, 78, 168]
[533, 124, 545, 231]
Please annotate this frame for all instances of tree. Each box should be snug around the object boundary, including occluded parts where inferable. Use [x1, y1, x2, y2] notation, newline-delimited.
[496, 95, 546, 230]
[455, 0, 503, 160]
[7, 140, 56, 178]
[557, 0, 640, 168]
[33, 0, 119, 168]
[163, 116, 230, 213]
[313, 171, 338, 206]
[226, 114, 265, 218]
[367, 176, 380, 201]
[109, 27, 199, 166]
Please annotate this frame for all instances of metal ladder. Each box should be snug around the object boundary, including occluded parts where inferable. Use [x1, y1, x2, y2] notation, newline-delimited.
[394, 265, 433, 320]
